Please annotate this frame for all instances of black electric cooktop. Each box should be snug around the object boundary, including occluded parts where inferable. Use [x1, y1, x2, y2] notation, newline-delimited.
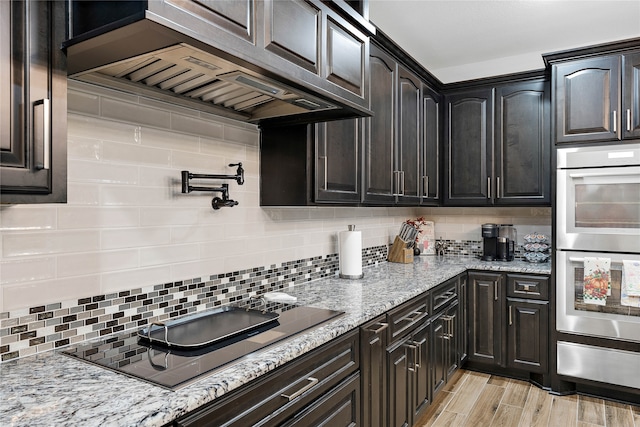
[60, 305, 343, 390]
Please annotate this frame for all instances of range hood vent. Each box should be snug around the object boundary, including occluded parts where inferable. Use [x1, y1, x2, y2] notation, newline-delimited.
[71, 44, 338, 123]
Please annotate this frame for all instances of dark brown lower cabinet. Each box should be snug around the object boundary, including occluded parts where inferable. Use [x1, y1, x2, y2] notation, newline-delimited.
[433, 302, 459, 396]
[360, 316, 388, 427]
[387, 319, 430, 427]
[174, 330, 359, 427]
[468, 271, 549, 378]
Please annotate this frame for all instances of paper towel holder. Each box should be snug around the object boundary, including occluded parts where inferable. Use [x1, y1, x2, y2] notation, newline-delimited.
[339, 224, 364, 279]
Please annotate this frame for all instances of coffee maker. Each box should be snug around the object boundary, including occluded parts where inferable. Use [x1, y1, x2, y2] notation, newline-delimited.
[498, 224, 517, 261]
[481, 224, 499, 261]
[482, 224, 517, 261]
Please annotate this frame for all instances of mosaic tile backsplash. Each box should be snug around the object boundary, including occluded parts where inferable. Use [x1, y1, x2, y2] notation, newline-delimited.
[0, 239, 540, 363]
[0, 246, 387, 362]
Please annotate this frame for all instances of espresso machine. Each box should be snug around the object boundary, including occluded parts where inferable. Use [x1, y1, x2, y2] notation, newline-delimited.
[482, 224, 517, 261]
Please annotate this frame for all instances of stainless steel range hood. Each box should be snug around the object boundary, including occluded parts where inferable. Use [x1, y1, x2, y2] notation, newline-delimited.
[63, 1, 372, 125]
[73, 44, 337, 123]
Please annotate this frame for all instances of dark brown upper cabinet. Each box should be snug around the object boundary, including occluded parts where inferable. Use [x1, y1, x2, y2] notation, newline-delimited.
[1, 0, 67, 204]
[547, 40, 640, 144]
[421, 84, 441, 204]
[444, 88, 494, 205]
[444, 77, 550, 206]
[363, 43, 433, 206]
[260, 119, 362, 206]
[363, 43, 396, 204]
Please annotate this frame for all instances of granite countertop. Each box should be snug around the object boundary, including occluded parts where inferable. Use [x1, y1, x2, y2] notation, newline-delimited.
[0, 257, 550, 427]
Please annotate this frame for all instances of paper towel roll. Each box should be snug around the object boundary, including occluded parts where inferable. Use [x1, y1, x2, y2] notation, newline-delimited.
[339, 225, 363, 279]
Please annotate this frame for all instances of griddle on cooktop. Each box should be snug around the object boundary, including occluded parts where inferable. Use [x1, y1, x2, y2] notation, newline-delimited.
[60, 305, 343, 390]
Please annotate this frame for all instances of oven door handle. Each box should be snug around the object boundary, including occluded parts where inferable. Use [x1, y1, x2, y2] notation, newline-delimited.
[569, 171, 638, 178]
[569, 257, 623, 266]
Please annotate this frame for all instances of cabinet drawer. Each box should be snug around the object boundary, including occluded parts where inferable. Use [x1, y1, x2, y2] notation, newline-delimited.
[283, 372, 360, 426]
[387, 294, 429, 342]
[507, 274, 549, 300]
[175, 330, 359, 427]
[431, 278, 458, 313]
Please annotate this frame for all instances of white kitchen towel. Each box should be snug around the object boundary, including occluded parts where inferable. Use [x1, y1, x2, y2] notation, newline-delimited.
[583, 257, 611, 306]
[621, 260, 640, 308]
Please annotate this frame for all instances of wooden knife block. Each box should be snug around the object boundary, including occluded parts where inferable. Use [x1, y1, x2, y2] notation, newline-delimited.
[388, 235, 414, 264]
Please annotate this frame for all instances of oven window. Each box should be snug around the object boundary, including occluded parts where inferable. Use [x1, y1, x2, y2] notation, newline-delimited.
[575, 183, 640, 228]
[574, 266, 640, 317]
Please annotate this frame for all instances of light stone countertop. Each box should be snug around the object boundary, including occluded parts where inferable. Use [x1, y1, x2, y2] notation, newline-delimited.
[0, 257, 550, 427]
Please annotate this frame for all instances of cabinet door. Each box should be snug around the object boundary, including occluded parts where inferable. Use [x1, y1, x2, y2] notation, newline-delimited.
[387, 340, 410, 427]
[264, 0, 320, 73]
[421, 83, 441, 204]
[364, 44, 396, 204]
[315, 119, 362, 203]
[623, 51, 640, 140]
[459, 275, 468, 364]
[554, 56, 621, 143]
[507, 299, 549, 373]
[444, 302, 459, 379]
[444, 88, 493, 206]
[430, 313, 447, 397]
[325, 17, 367, 97]
[468, 272, 503, 365]
[396, 66, 421, 205]
[360, 317, 388, 427]
[1, 0, 67, 204]
[495, 80, 550, 205]
[410, 321, 430, 422]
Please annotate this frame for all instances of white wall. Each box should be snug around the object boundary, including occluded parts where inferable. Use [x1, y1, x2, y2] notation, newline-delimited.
[0, 81, 551, 314]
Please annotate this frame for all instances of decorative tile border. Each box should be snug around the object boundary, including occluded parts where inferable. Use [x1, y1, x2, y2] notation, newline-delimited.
[0, 245, 388, 362]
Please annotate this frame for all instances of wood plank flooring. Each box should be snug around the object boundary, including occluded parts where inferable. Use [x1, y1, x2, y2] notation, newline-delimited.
[415, 370, 640, 427]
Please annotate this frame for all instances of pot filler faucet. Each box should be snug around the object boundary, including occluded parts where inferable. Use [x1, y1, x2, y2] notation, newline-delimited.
[181, 163, 244, 210]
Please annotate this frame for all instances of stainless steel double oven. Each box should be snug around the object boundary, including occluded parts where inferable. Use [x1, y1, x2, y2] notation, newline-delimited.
[555, 143, 640, 390]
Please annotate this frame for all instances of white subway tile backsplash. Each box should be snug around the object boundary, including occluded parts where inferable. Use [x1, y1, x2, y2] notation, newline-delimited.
[139, 243, 199, 267]
[171, 113, 224, 139]
[139, 126, 201, 152]
[68, 160, 139, 185]
[58, 207, 140, 229]
[67, 136, 102, 161]
[0, 206, 57, 231]
[0, 257, 56, 285]
[223, 124, 259, 145]
[101, 97, 171, 129]
[68, 115, 141, 144]
[100, 186, 171, 207]
[2, 231, 100, 257]
[67, 89, 100, 116]
[101, 227, 171, 250]
[102, 141, 171, 167]
[2, 275, 101, 312]
[100, 266, 172, 294]
[57, 250, 139, 277]
[66, 183, 100, 206]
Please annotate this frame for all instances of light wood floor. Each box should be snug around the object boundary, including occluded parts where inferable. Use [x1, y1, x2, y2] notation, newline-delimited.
[415, 369, 640, 427]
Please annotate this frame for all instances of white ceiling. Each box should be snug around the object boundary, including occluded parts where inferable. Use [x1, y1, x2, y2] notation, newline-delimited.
[368, 0, 640, 83]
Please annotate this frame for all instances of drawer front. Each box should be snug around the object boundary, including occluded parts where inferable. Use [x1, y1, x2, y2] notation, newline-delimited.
[507, 274, 549, 300]
[176, 330, 359, 427]
[431, 277, 458, 313]
[387, 294, 429, 342]
[283, 372, 360, 426]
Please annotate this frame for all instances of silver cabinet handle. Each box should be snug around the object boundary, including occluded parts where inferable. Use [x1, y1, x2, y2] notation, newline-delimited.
[496, 176, 501, 199]
[628, 109, 632, 132]
[410, 340, 422, 368]
[406, 343, 418, 371]
[422, 176, 428, 197]
[613, 110, 617, 133]
[494, 281, 498, 301]
[393, 171, 400, 196]
[281, 377, 318, 401]
[322, 156, 328, 190]
[400, 170, 405, 196]
[34, 99, 50, 170]
[509, 305, 513, 326]
[366, 322, 389, 335]
[487, 177, 491, 199]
